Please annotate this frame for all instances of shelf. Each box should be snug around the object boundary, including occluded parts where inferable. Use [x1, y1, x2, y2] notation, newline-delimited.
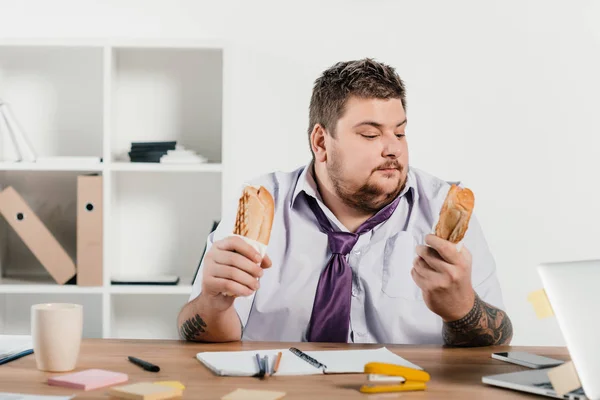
[0, 292, 103, 338]
[109, 284, 193, 295]
[0, 278, 104, 294]
[110, 293, 188, 339]
[0, 46, 104, 161]
[0, 162, 103, 172]
[0, 40, 224, 340]
[0, 38, 225, 50]
[0, 162, 222, 173]
[109, 172, 221, 285]
[110, 47, 222, 164]
[109, 162, 222, 173]
[0, 280, 193, 295]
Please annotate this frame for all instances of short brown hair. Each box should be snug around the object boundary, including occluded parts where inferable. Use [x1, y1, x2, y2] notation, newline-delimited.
[308, 58, 407, 141]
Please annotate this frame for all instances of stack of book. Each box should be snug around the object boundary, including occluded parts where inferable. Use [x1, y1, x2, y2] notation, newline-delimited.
[127, 141, 176, 163]
[127, 141, 208, 164]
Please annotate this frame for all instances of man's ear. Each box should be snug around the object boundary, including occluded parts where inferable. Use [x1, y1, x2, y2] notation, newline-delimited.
[310, 124, 328, 162]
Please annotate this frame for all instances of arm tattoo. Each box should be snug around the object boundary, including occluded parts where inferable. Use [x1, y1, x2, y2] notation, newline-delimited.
[179, 314, 208, 341]
[442, 294, 513, 347]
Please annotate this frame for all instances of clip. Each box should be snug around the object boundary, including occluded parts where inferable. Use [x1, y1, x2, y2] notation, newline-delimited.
[359, 362, 431, 394]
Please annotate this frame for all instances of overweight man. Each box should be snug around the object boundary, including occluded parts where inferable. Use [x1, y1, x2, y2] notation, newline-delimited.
[177, 58, 513, 346]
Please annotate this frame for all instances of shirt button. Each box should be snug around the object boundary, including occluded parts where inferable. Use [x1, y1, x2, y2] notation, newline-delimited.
[351, 287, 358, 297]
[353, 250, 361, 255]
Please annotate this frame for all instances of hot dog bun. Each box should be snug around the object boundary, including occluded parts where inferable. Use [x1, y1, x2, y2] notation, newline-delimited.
[434, 184, 474, 244]
[233, 185, 275, 246]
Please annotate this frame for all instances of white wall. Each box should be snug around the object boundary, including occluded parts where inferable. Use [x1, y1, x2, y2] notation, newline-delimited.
[1, 0, 599, 346]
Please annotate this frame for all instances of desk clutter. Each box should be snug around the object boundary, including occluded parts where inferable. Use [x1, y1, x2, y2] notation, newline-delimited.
[196, 346, 422, 377]
[197, 346, 429, 395]
[46, 369, 184, 400]
[1, 332, 432, 398]
[47, 370, 185, 399]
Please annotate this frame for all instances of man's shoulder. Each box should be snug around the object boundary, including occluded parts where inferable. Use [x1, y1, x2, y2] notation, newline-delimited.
[244, 164, 305, 204]
[410, 166, 453, 202]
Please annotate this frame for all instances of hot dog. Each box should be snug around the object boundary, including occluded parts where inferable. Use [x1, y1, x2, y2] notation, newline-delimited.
[434, 184, 474, 244]
[233, 185, 275, 246]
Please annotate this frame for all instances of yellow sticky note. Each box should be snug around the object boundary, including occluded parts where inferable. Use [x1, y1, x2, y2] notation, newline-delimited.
[527, 289, 555, 319]
[108, 382, 182, 400]
[547, 361, 582, 396]
[222, 388, 286, 400]
[154, 381, 185, 390]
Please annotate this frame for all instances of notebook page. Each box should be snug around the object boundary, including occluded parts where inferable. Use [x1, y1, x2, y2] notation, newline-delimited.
[0, 335, 32, 359]
[304, 347, 422, 374]
[196, 349, 322, 376]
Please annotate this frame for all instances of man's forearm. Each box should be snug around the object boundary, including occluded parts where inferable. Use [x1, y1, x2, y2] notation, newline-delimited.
[177, 294, 242, 342]
[442, 294, 513, 347]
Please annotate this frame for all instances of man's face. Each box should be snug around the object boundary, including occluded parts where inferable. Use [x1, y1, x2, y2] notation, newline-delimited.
[325, 96, 408, 213]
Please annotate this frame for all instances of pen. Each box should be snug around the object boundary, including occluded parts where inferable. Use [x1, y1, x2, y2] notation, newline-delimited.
[263, 355, 270, 378]
[273, 351, 282, 374]
[128, 356, 160, 372]
[289, 347, 327, 370]
[255, 353, 265, 378]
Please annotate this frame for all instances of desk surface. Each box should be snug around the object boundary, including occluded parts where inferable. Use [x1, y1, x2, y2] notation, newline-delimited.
[0, 339, 569, 399]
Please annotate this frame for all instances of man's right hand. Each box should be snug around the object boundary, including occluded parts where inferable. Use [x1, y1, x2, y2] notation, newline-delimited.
[200, 236, 272, 311]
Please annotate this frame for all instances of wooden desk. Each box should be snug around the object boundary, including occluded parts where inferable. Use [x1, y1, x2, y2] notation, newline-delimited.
[0, 339, 569, 399]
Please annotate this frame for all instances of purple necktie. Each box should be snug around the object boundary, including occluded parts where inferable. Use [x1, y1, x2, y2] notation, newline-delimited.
[304, 193, 403, 342]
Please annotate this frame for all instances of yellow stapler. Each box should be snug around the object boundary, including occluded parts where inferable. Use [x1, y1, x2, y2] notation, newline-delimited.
[359, 362, 431, 394]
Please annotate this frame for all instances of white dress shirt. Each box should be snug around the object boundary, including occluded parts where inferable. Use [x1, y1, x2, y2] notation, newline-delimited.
[189, 163, 505, 344]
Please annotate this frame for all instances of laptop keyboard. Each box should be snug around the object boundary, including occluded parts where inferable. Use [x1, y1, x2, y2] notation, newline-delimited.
[533, 382, 586, 396]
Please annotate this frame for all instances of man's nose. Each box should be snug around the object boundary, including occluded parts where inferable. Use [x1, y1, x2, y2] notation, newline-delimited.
[382, 133, 402, 158]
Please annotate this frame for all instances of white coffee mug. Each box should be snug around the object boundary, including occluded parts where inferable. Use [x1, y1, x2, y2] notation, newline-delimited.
[31, 303, 83, 372]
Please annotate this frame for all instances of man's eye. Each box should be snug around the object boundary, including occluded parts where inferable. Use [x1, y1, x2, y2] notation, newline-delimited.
[361, 134, 378, 139]
[396, 134, 406, 139]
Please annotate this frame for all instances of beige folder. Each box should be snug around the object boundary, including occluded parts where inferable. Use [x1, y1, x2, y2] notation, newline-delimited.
[0, 186, 76, 284]
[76, 175, 103, 286]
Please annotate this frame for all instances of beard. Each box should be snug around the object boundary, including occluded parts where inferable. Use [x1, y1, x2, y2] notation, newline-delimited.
[327, 154, 406, 214]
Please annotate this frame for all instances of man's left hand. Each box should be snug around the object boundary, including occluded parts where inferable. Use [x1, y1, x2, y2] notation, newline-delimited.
[411, 234, 475, 322]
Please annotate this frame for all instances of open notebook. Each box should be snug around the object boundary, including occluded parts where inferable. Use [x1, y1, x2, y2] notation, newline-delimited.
[0, 335, 33, 364]
[196, 347, 421, 377]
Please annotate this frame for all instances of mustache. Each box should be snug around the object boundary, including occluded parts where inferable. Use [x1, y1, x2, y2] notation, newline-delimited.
[374, 161, 403, 172]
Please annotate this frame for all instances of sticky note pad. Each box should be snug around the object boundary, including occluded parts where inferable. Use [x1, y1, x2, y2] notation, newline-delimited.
[547, 361, 582, 397]
[47, 368, 128, 391]
[108, 382, 182, 400]
[154, 381, 185, 390]
[527, 288, 555, 319]
[222, 388, 286, 400]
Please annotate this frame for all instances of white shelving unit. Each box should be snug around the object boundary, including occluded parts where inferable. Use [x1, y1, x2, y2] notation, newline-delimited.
[0, 39, 226, 340]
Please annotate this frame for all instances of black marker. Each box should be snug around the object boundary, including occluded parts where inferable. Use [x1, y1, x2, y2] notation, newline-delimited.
[289, 347, 327, 370]
[128, 356, 160, 372]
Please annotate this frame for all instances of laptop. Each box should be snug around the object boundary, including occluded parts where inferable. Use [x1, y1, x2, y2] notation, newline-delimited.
[483, 259, 600, 400]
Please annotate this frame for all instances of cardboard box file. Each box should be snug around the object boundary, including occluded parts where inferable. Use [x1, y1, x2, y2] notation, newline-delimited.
[0, 186, 76, 284]
[76, 175, 103, 286]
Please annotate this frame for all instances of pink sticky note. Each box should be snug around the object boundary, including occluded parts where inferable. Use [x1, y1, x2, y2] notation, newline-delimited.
[48, 368, 129, 391]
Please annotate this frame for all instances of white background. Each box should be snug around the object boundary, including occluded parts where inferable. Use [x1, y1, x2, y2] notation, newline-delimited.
[1, 0, 599, 346]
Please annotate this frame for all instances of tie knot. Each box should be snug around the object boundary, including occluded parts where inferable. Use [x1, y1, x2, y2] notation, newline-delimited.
[327, 231, 359, 255]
